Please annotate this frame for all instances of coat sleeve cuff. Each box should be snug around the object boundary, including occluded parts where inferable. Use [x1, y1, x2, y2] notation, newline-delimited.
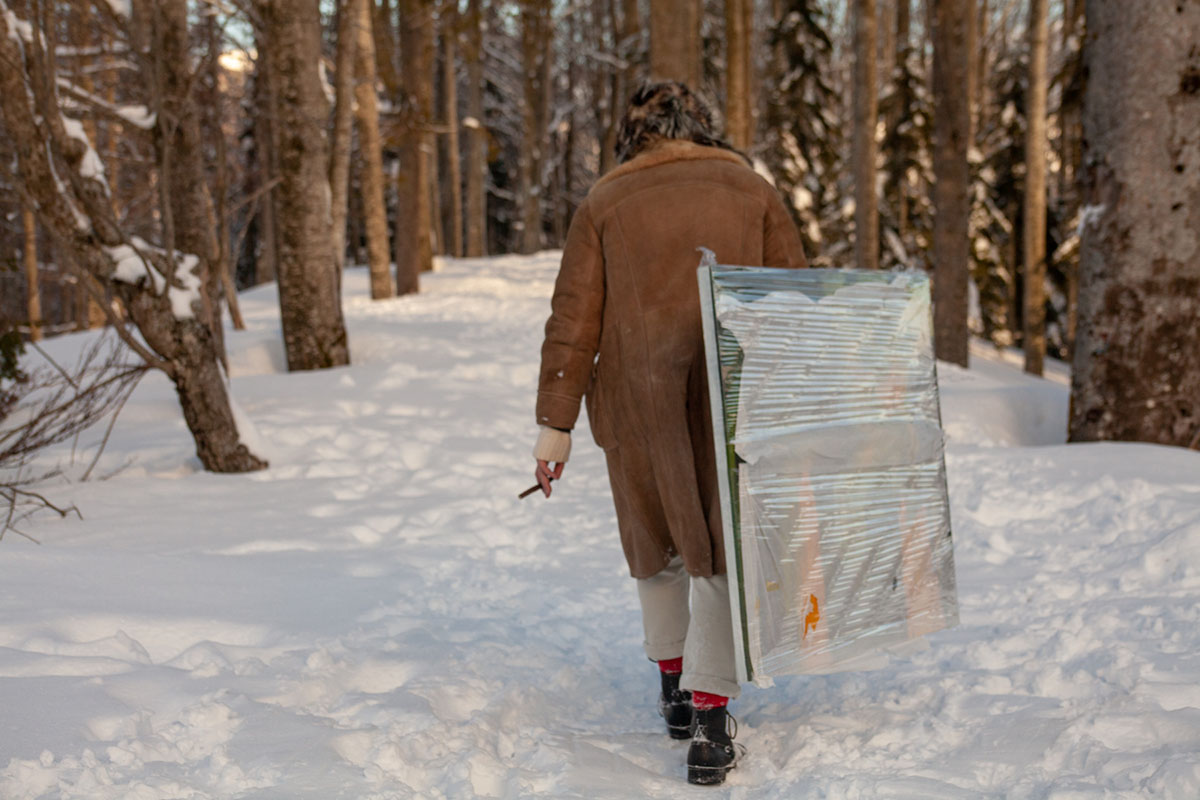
[535, 390, 583, 430]
[533, 426, 572, 463]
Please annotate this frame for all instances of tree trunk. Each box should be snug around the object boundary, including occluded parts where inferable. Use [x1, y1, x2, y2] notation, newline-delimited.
[206, 10, 245, 330]
[374, 0, 402, 95]
[397, 0, 435, 293]
[852, 0, 879, 271]
[725, 0, 752, 150]
[649, 0, 700, 86]
[616, 0, 641, 131]
[519, 0, 552, 254]
[878, 0, 893, 70]
[1058, 0, 1083, 197]
[23, 203, 41, 342]
[965, 0, 977, 143]
[443, 8, 464, 258]
[931, 0, 970, 366]
[157, 0, 225, 360]
[329, 0, 358, 272]
[260, 0, 351, 370]
[428, 115, 445, 255]
[976, 0, 989, 141]
[1068, 0, 1200, 447]
[560, 6, 579, 237]
[251, 31, 281, 285]
[71, 3, 113, 325]
[463, 0, 488, 257]
[353, 0, 396, 298]
[1022, 0, 1048, 375]
[0, 8, 267, 473]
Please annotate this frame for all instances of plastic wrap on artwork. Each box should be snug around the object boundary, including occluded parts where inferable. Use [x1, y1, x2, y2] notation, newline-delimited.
[697, 254, 959, 683]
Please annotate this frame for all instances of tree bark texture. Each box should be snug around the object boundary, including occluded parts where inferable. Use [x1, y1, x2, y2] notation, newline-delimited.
[205, 12, 245, 331]
[724, 0, 753, 151]
[1069, 0, 1200, 447]
[852, 0, 880, 271]
[964, 0, 977, 143]
[649, 0, 700, 86]
[519, 0, 552, 254]
[374, 0, 402, 96]
[251, 30, 281, 285]
[397, 0, 435, 293]
[428, 102, 445, 255]
[931, 0, 970, 366]
[0, 7, 266, 472]
[1021, 0, 1048, 375]
[464, 0, 488, 257]
[260, 0, 352, 371]
[23, 203, 41, 341]
[157, 0, 225, 359]
[975, 0, 989, 139]
[443, 9, 464, 259]
[329, 0, 359, 272]
[353, 0, 396, 298]
[616, 0, 642, 124]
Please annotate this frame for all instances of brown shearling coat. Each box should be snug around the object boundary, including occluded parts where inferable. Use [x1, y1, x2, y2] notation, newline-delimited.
[536, 140, 807, 579]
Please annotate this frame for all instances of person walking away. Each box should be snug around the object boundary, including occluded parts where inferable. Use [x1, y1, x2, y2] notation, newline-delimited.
[531, 81, 808, 785]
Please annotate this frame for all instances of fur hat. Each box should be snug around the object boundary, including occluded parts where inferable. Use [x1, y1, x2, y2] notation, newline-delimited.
[614, 81, 747, 165]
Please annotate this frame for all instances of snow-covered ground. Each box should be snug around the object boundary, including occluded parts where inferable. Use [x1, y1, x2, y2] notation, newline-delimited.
[2, 255, 1199, 799]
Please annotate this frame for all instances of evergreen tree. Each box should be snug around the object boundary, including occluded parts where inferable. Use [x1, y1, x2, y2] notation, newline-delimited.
[763, 0, 844, 266]
[972, 48, 1025, 348]
[878, 41, 933, 271]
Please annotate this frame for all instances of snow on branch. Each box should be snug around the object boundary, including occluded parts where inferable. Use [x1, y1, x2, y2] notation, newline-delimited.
[106, 238, 203, 320]
[103, 0, 131, 18]
[56, 76, 156, 129]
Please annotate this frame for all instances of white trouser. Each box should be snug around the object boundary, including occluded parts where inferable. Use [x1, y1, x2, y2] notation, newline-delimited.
[635, 555, 740, 699]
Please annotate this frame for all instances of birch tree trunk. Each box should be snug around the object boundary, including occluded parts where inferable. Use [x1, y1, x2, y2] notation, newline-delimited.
[353, 0, 395, 298]
[1069, 0, 1200, 447]
[931, 0, 970, 366]
[463, 0, 488, 257]
[397, 0, 435, 293]
[852, 0, 880, 271]
[1022, 0, 1048, 375]
[329, 0, 358, 272]
[649, 0, 700, 86]
[259, 0, 351, 370]
[23, 204, 41, 342]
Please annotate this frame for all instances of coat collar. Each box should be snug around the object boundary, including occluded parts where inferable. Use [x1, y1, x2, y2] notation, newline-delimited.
[594, 140, 749, 189]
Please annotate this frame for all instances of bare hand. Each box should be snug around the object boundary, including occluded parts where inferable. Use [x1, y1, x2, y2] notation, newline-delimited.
[535, 459, 565, 498]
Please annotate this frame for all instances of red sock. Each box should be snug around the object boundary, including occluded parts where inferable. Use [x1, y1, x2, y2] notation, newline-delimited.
[692, 691, 728, 710]
[657, 657, 683, 675]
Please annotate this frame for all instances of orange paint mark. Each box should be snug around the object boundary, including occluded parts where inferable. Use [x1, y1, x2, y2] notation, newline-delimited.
[803, 594, 820, 639]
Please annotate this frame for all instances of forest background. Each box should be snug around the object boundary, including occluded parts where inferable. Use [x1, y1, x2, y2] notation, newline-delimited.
[0, 0, 1196, 499]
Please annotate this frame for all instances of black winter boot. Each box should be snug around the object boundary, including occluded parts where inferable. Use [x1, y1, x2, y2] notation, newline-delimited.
[687, 706, 740, 785]
[657, 672, 693, 740]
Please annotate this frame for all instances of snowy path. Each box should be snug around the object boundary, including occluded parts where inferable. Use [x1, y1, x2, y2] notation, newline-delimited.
[2, 256, 1199, 798]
